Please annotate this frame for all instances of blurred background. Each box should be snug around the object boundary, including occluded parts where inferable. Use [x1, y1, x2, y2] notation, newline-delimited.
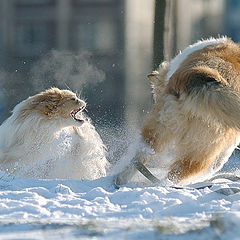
[0, 0, 240, 135]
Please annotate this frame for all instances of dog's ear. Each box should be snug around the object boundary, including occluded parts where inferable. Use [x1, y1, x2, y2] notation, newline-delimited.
[166, 61, 223, 97]
[147, 61, 168, 87]
[185, 72, 218, 94]
[30, 88, 63, 117]
[147, 71, 160, 83]
[169, 66, 228, 96]
[147, 71, 165, 103]
[35, 99, 59, 118]
[36, 88, 62, 104]
[147, 70, 165, 89]
[147, 63, 168, 103]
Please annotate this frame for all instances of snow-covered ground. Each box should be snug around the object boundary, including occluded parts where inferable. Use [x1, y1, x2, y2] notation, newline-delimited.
[0, 127, 240, 239]
[1, 171, 240, 240]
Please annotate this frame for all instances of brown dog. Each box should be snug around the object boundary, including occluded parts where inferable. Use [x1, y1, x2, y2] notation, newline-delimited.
[116, 37, 240, 185]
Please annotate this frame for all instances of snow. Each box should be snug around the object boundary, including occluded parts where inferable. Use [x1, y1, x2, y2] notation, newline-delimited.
[0, 157, 240, 239]
[0, 124, 240, 239]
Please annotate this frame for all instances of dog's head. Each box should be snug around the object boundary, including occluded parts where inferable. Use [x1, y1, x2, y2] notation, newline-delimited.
[19, 88, 86, 127]
[148, 37, 240, 101]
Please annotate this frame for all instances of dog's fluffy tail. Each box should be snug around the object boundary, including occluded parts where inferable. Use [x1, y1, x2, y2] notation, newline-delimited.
[183, 80, 240, 130]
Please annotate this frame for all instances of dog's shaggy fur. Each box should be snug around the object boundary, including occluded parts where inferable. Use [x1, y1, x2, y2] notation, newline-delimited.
[140, 37, 240, 184]
[0, 88, 108, 179]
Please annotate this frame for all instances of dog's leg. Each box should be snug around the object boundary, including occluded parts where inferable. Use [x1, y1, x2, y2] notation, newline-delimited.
[114, 157, 139, 187]
[115, 132, 173, 187]
[133, 159, 161, 183]
[115, 104, 175, 187]
[114, 156, 162, 187]
[167, 153, 216, 184]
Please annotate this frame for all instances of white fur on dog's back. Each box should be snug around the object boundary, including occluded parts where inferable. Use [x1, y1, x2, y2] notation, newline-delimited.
[0, 95, 64, 152]
[166, 37, 228, 81]
[0, 111, 59, 158]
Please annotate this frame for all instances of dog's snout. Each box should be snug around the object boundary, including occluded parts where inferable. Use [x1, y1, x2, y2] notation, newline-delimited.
[79, 100, 86, 110]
